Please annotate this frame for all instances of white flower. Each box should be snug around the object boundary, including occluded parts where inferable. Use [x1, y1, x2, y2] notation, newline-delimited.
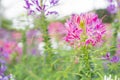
[104, 75, 120, 80]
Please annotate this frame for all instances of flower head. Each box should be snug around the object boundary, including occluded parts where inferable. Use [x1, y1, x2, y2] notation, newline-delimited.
[102, 52, 110, 60]
[110, 56, 119, 63]
[64, 13, 106, 47]
[106, 0, 120, 14]
[107, 4, 117, 14]
[102, 52, 120, 63]
[0, 48, 3, 53]
[48, 22, 66, 39]
[118, 1, 120, 7]
[24, 0, 59, 16]
[0, 59, 10, 80]
[49, 0, 60, 6]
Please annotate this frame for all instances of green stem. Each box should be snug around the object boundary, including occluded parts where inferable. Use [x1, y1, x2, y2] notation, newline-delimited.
[36, 14, 53, 66]
[111, 26, 118, 55]
[22, 30, 27, 54]
[77, 46, 92, 80]
[84, 46, 92, 80]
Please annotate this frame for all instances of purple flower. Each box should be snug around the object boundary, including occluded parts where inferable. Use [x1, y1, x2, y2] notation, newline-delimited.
[0, 59, 10, 80]
[28, 10, 35, 15]
[118, 1, 120, 7]
[0, 60, 6, 65]
[0, 60, 7, 76]
[32, 49, 37, 54]
[107, 4, 117, 14]
[27, 29, 38, 38]
[2, 76, 9, 80]
[24, 0, 33, 9]
[0, 52, 14, 80]
[107, 0, 113, 2]
[0, 75, 9, 80]
[49, 0, 60, 6]
[2, 53, 9, 59]
[102, 52, 110, 60]
[102, 53, 120, 63]
[0, 48, 3, 53]
[24, 0, 59, 16]
[0, 64, 7, 72]
[46, 11, 58, 15]
[110, 56, 119, 63]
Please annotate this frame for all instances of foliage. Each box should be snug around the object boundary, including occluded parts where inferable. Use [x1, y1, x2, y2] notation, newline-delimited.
[1, 17, 12, 30]
[95, 9, 115, 23]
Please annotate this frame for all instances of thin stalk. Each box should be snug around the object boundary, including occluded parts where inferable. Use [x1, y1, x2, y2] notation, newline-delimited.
[37, 14, 53, 69]
[77, 46, 92, 80]
[84, 46, 92, 80]
[22, 30, 27, 54]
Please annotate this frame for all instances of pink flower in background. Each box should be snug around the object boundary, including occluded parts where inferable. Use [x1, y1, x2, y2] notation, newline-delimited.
[0, 41, 22, 61]
[3, 41, 15, 54]
[0, 41, 15, 60]
[37, 37, 43, 43]
[64, 13, 106, 47]
[12, 32, 22, 40]
[0, 40, 4, 46]
[15, 46, 22, 55]
[48, 22, 66, 40]
[26, 29, 43, 45]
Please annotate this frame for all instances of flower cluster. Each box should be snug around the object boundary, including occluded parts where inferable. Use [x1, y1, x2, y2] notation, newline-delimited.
[24, 0, 60, 15]
[0, 59, 15, 80]
[48, 22, 66, 39]
[0, 50, 15, 80]
[106, 0, 120, 14]
[0, 59, 9, 80]
[64, 13, 106, 47]
[103, 52, 120, 63]
[104, 75, 120, 80]
[0, 41, 22, 60]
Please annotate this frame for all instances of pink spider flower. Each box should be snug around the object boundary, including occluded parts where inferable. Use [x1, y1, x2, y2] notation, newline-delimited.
[64, 13, 106, 47]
